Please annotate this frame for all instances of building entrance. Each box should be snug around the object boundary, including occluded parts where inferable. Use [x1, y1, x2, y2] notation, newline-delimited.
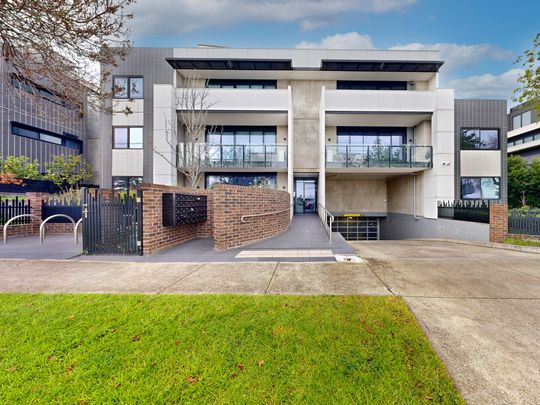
[294, 178, 317, 214]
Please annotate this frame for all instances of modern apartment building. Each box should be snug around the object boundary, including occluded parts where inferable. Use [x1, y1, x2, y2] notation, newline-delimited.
[90, 47, 507, 241]
[507, 101, 540, 162]
[0, 58, 85, 170]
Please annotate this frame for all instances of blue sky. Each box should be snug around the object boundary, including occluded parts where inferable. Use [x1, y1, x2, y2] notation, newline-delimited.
[128, 0, 539, 104]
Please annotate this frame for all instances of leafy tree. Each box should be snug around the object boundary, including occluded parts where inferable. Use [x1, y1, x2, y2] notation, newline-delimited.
[507, 155, 540, 208]
[44, 155, 92, 194]
[0, 156, 41, 180]
[514, 32, 540, 113]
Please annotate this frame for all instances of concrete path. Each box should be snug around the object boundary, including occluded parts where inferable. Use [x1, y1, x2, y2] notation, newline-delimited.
[351, 240, 540, 405]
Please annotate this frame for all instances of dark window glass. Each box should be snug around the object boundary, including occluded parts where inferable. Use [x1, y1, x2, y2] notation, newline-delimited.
[337, 127, 405, 146]
[11, 122, 82, 150]
[113, 77, 143, 99]
[460, 128, 499, 150]
[461, 177, 500, 199]
[12, 124, 39, 140]
[113, 176, 142, 192]
[113, 128, 129, 148]
[65, 139, 82, 151]
[205, 127, 277, 145]
[205, 174, 277, 189]
[337, 81, 407, 90]
[206, 79, 277, 89]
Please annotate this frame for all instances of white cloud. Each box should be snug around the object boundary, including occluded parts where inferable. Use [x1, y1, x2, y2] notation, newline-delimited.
[296, 32, 374, 49]
[390, 42, 514, 72]
[129, 0, 416, 35]
[449, 68, 522, 101]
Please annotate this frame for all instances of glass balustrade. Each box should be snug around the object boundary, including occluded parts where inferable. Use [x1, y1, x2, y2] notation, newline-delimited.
[325, 145, 432, 168]
[178, 144, 288, 168]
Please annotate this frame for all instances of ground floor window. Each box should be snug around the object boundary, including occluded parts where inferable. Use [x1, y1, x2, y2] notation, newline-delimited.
[112, 176, 142, 193]
[332, 216, 380, 241]
[205, 173, 276, 189]
[461, 177, 500, 199]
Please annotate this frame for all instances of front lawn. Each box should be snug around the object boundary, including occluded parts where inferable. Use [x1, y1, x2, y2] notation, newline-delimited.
[503, 236, 540, 247]
[0, 294, 463, 404]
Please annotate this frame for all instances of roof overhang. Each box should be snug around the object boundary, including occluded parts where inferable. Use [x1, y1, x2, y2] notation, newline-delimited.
[321, 60, 444, 72]
[166, 58, 292, 70]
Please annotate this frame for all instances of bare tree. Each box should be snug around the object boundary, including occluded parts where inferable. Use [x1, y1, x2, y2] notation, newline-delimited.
[154, 75, 219, 188]
[0, 0, 134, 116]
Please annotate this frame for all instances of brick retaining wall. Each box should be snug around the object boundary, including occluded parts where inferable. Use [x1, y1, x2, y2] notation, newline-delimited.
[138, 183, 290, 254]
[489, 203, 508, 243]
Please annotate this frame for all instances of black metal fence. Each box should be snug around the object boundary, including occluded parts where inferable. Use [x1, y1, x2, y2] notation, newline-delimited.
[42, 198, 82, 223]
[437, 200, 490, 224]
[0, 196, 31, 225]
[82, 188, 142, 255]
[509, 209, 540, 236]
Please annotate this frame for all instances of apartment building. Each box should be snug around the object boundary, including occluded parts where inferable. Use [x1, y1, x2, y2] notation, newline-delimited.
[0, 58, 85, 170]
[91, 47, 507, 240]
[507, 101, 540, 162]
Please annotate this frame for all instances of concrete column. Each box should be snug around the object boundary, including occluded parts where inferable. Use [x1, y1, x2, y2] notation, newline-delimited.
[153, 84, 178, 186]
[287, 85, 294, 218]
[318, 86, 326, 209]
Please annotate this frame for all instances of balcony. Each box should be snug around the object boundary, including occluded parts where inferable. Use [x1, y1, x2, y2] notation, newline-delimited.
[178, 144, 287, 169]
[326, 145, 432, 169]
[325, 89, 436, 113]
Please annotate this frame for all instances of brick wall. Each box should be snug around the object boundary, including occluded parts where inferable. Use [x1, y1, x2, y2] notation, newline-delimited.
[138, 183, 291, 254]
[489, 203, 508, 243]
[211, 184, 290, 250]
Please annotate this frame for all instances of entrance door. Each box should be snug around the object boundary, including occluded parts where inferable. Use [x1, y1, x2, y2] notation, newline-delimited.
[294, 178, 317, 214]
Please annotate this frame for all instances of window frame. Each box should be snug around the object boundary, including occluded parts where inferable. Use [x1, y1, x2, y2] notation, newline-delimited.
[113, 127, 144, 149]
[10, 122, 83, 152]
[459, 128, 500, 151]
[112, 176, 143, 193]
[461, 176, 501, 200]
[205, 173, 277, 189]
[205, 126, 277, 145]
[206, 79, 277, 89]
[112, 76, 144, 99]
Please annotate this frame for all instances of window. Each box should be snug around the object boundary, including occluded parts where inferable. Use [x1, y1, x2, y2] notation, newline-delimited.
[461, 177, 500, 200]
[460, 129, 499, 150]
[207, 79, 277, 89]
[10, 122, 83, 151]
[337, 81, 407, 90]
[337, 127, 406, 146]
[112, 176, 143, 192]
[205, 173, 277, 189]
[512, 110, 534, 130]
[507, 129, 540, 147]
[113, 76, 144, 99]
[113, 127, 143, 149]
[205, 127, 277, 145]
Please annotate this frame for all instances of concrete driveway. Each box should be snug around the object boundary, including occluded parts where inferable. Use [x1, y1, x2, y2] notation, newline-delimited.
[351, 240, 540, 405]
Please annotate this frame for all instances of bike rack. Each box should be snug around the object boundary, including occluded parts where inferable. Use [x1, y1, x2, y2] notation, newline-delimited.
[39, 214, 77, 244]
[3, 214, 42, 244]
[74, 218, 83, 244]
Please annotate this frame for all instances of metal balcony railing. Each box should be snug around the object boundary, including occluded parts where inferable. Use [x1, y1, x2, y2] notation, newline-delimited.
[178, 144, 288, 169]
[325, 145, 432, 169]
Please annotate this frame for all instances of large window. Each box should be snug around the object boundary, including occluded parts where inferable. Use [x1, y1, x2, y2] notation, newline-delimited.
[113, 127, 143, 149]
[460, 129, 499, 150]
[113, 76, 144, 99]
[512, 110, 533, 130]
[337, 127, 406, 146]
[461, 177, 500, 200]
[10, 122, 82, 152]
[206, 127, 276, 145]
[112, 176, 142, 192]
[205, 173, 277, 189]
[207, 80, 277, 89]
[507, 129, 540, 147]
[337, 81, 407, 90]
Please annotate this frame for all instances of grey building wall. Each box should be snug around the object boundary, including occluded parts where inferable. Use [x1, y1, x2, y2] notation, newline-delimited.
[381, 212, 489, 242]
[508, 101, 538, 130]
[0, 59, 85, 171]
[97, 47, 174, 188]
[454, 99, 508, 203]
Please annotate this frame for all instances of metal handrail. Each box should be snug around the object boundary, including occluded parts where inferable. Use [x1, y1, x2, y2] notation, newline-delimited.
[240, 204, 293, 223]
[317, 203, 334, 243]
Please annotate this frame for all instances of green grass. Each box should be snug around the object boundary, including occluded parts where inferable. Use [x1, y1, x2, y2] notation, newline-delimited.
[503, 237, 540, 247]
[0, 294, 463, 404]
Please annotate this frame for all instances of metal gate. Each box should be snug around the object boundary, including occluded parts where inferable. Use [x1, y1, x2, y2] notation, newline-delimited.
[81, 188, 143, 255]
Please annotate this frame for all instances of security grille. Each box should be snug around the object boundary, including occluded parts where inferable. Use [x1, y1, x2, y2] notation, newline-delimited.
[332, 216, 379, 241]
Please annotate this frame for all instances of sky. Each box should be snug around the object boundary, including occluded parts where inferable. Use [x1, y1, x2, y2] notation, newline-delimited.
[127, 0, 539, 106]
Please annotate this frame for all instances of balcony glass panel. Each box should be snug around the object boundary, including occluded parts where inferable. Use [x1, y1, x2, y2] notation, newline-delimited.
[326, 145, 432, 168]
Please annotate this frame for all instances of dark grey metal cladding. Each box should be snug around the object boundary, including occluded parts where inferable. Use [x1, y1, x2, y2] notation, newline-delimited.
[0, 59, 85, 171]
[454, 99, 508, 203]
[99, 47, 174, 188]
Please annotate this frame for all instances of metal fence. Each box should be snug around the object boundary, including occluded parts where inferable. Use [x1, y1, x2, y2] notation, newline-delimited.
[0, 196, 31, 225]
[509, 209, 540, 236]
[437, 200, 490, 224]
[82, 188, 142, 255]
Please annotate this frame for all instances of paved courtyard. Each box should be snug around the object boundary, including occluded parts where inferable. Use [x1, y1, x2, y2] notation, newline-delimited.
[1, 240, 539, 404]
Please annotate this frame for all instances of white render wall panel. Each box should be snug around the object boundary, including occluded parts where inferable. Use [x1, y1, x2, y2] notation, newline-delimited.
[153, 84, 177, 186]
[325, 90, 435, 113]
[460, 151, 502, 177]
[112, 149, 144, 176]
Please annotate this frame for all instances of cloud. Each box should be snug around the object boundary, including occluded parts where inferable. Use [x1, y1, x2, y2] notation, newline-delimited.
[129, 0, 416, 35]
[390, 42, 514, 72]
[296, 32, 374, 49]
[449, 68, 522, 100]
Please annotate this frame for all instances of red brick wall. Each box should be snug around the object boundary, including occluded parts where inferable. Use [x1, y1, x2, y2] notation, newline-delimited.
[138, 183, 291, 254]
[489, 203, 508, 243]
[211, 184, 290, 250]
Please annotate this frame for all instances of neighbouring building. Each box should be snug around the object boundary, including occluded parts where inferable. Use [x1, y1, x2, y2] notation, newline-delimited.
[89, 47, 507, 241]
[507, 101, 540, 162]
[0, 58, 85, 171]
